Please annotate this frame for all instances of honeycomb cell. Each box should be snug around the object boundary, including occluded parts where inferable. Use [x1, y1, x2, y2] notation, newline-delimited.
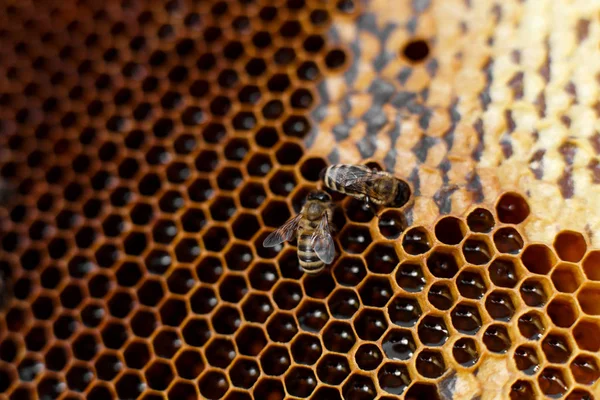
[160, 298, 187, 327]
[538, 368, 570, 398]
[153, 329, 182, 359]
[297, 300, 329, 332]
[19, 357, 43, 382]
[570, 355, 599, 385]
[32, 295, 55, 320]
[116, 372, 144, 399]
[305, 273, 335, 300]
[254, 378, 285, 400]
[434, 216, 466, 245]
[285, 366, 317, 397]
[338, 225, 371, 254]
[418, 315, 449, 346]
[378, 210, 407, 239]
[323, 321, 356, 353]
[268, 170, 296, 197]
[522, 243, 556, 275]
[168, 381, 198, 400]
[345, 197, 376, 223]
[206, 338, 236, 369]
[462, 235, 492, 265]
[451, 302, 482, 334]
[277, 248, 303, 278]
[378, 362, 411, 395]
[577, 283, 600, 315]
[496, 192, 530, 224]
[510, 380, 536, 400]
[202, 226, 229, 252]
[428, 283, 455, 311]
[483, 324, 511, 353]
[38, 376, 66, 399]
[138, 278, 165, 306]
[359, 276, 392, 307]
[354, 309, 388, 341]
[355, 343, 383, 371]
[180, 208, 206, 233]
[453, 337, 479, 367]
[566, 389, 594, 400]
[188, 178, 214, 203]
[182, 318, 211, 348]
[542, 332, 572, 363]
[261, 200, 291, 228]
[267, 312, 298, 343]
[382, 329, 417, 361]
[230, 358, 260, 389]
[212, 305, 242, 335]
[95, 353, 122, 381]
[427, 249, 460, 278]
[45, 344, 68, 371]
[365, 243, 399, 274]
[261, 345, 291, 376]
[248, 262, 278, 291]
[333, 256, 367, 286]
[551, 263, 583, 294]
[219, 274, 248, 303]
[493, 227, 524, 254]
[516, 310, 546, 341]
[514, 345, 541, 375]
[25, 325, 49, 352]
[199, 371, 229, 400]
[116, 261, 143, 288]
[520, 277, 549, 307]
[81, 303, 105, 328]
[466, 207, 495, 233]
[66, 365, 93, 392]
[174, 350, 204, 380]
[53, 314, 77, 340]
[108, 291, 134, 318]
[395, 261, 426, 292]
[485, 290, 516, 321]
[552, 230, 586, 263]
[583, 250, 600, 280]
[456, 269, 488, 299]
[416, 350, 446, 378]
[241, 294, 273, 324]
[145, 360, 174, 390]
[276, 142, 303, 165]
[342, 374, 377, 400]
[402, 227, 432, 255]
[547, 296, 578, 327]
[152, 219, 178, 245]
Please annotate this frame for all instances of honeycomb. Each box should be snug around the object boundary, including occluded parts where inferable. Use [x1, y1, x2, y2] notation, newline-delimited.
[0, 0, 599, 400]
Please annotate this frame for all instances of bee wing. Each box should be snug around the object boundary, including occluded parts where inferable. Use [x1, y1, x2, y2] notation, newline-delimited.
[311, 216, 335, 264]
[262, 214, 302, 247]
[338, 167, 375, 192]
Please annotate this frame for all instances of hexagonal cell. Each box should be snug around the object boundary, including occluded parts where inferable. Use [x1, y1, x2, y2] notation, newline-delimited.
[359, 276, 392, 307]
[199, 371, 229, 400]
[224, 138, 249, 162]
[566, 389, 594, 400]
[378, 362, 411, 395]
[95, 353, 122, 381]
[297, 300, 329, 333]
[494, 227, 524, 254]
[217, 166, 243, 190]
[338, 225, 371, 254]
[466, 207, 495, 233]
[453, 337, 479, 367]
[577, 283, 600, 315]
[152, 219, 178, 244]
[53, 314, 77, 340]
[266, 312, 298, 343]
[570, 355, 599, 385]
[355, 343, 383, 371]
[242, 294, 273, 323]
[402, 226, 432, 255]
[323, 321, 356, 353]
[283, 115, 311, 139]
[344, 197, 376, 223]
[124, 341, 151, 369]
[268, 170, 296, 197]
[573, 319, 600, 352]
[451, 302, 483, 334]
[426, 249, 460, 278]
[304, 273, 336, 299]
[137, 278, 165, 306]
[206, 338, 236, 369]
[416, 350, 446, 378]
[180, 208, 206, 233]
[230, 358, 260, 389]
[261, 200, 291, 228]
[547, 297, 579, 328]
[188, 178, 214, 203]
[182, 318, 211, 348]
[538, 368, 570, 398]
[395, 261, 426, 292]
[522, 243, 556, 275]
[166, 268, 194, 295]
[175, 349, 204, 380]
[434, 216, 466, 245]
[249, 262, 279, 291]
[382, 329, 417, 361]
[312, 387, 342, 400]
[195, 256, 224, 283]
[273, 281, 302, 310]
[388, 296, 421, 328]
[483, 324, 511, 353]
[488, 258, 521, 290]
[552, 230, 587, 263]
[202, 226, 229, 252]
[131, 310, 156, 339]
[168, 381, 198, 400]
[509, 380, 536, 400]
[115, 261, 142, 288]
[19, 357, 44, 382]
[254, 378, 285, 400]
[45, 344, 68, 371]
[285, 366, 317, 397]
[514, 345, 541, 375]
[145, 249, 172, 276]
[32, 295, 55, 321]
[428, 283, 455, 311]
[212, 305, 241, 335]
[378, 210, 407, 239]
[354, 309, 388, 341]
[456, 269, 488, 299]
[159, 298, 187, 327]
[365, 243, 399, 274]
[130, 203, 154, 226]
[496, 192, 530, 224]
[333, 256, 367, 286]
[145, 360, 174, 390]
[583, 250, 600, 281]
[520, 277, 549, 307]
[277, 248, 303, 278]
[81, 303, 105, 328]
[290, 333, 323, 366]
[326, 288, 359, 319]
[342, 374, 377, 400]
[260, 345, 291, 376]
[73, 332, 99, 360]
[108, 291, 134, 318]
[542, 332, 572, 363]
[218, 274, 248, 304]
[418, 315, 449, 346]
[255, 126, 280, 149]
[462, 235, 492, 265]
[516, 310, 546, 341]
[485, 290, 516, 322]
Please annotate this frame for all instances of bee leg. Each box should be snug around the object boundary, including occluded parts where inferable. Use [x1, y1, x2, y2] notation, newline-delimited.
[364, 196, 381, 220]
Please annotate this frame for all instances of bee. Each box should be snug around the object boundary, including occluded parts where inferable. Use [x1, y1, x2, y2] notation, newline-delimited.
[263, 190, 335, 275]
[322, 164, 411, 212]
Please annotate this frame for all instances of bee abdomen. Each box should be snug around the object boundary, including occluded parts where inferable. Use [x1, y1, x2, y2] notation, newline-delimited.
[298, 234, 324, 274]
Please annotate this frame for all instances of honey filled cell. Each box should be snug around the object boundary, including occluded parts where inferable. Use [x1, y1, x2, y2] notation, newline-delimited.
[0, 0, 599, 399]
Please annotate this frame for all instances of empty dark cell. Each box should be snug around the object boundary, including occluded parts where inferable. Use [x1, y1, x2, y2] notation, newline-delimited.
[415, 350, 446, 378]
[252, 31, 272, 48]
[291, 334, 322, 365]
[160, 91, 182, 110]
[138, 174, 161, 196]
[160, 190, 185, 213]
[343, 374, 377, 400]
[456, 270, 487, 299]
[189, 79, 210, 99]
[267, 313, 298, 343]
[210, 96, 231, 116]
[230, 359, 260, 389]
[462, 238, 492, 264]
[388, 296, 422, 327]
[173, 134, 197, 155]
[175, 238, 201, 262]
[224, 41, 244, 61]
[130, 203, 153, 225]
[197, 53, 216, 72]
[75, 226, 96, 249]
[489, 258, 520, 288]
[483, 324, 511, 353]
[196, 256, 224, 283]
[233, 112, 257, 131]
[283, 115, 311, 138]
[285, 367, 317, 397]
[0, 338, 18, 362]
[402, 39, 430, 63]
[166, 162, 191, 183]
[261, 345, 291, 376]
[245, 58, 267, 77]
[212, 306, 242, 335]
[261, 201, 291, 228]
[467, 208, 495, 233]
[378, 363, 411, 395]
[325, 49, 347, 69]
[41, 266, 62, 289]
[276, 142, 303, 165]
[242, 294, 273, 323]
[219, 275, 248, 303]
[13, 277, 32, 300]
[88, 274, 110, 299]
[118, 158, 139, 180]
[450, 304, 482, 334]
[280, 20, 302, 37]
[427, 251, 459, 278]
[247, 154, 272, 177]
[453, 338, 479, 367]
[236, 326, 268, 356]
[64, 182, 83, 202]
[273, 281, 303, 310]
[297, 61, 321, 81]
[403, 227, 432, 255]
[37, 377, 65, 399]
[91, 170, 113, 191]
[323, 322, 356, 353]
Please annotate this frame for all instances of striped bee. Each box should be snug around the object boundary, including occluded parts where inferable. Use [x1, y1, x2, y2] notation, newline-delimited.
[322, 164, 411, 212]
[263, 190, 335, 275]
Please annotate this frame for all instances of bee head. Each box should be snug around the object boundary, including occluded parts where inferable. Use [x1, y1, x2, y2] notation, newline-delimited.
[391, 179, 411, 207]
[307, 190, 331, 203]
